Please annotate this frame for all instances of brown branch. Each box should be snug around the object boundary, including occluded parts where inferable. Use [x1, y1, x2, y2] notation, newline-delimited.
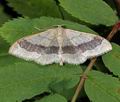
[71, 58, 96, 102]
[71, 22, 120, 102]
[106, 22, 120, 40]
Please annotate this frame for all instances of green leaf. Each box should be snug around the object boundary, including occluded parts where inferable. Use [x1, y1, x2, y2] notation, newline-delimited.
[0, 37, 9, 56]
[0, 17, 97, 44]
[0, 5, 10, 26]
[94, 58, 107, 72]
[59, 0, 118, 25]
[102, 43, 120, 76]
[35, 94, 67, 102]
[104, 0, 117, 10]
[0, 55, 25, 67]
[85, 71, 120, 102]
[0, 62, 82, 102]
[58, 6, 79, 21]
[6, 0, 62, 18]
[49, 79, 77, 100]
[6, 0, 78, 21]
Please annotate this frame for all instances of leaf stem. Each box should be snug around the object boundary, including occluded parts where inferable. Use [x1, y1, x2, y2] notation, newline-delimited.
[71, 21, 120, 102]
[106, 22, 120, 40]
[71, 58, 96, 102]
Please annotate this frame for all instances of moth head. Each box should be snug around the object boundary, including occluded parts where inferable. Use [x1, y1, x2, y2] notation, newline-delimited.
[53, 25, 66, 28]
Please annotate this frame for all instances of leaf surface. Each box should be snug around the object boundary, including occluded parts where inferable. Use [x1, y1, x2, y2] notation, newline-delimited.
[0, 62, 82, 102]
[35, 94, 67, 102]
[0, 37, 9, 56]
[6, 0, 62, 18]
[0, 17, 97, 44]
[0, 54, 25, 67]
[85, 71, 120, 102]
[0, 5, 10, 26]
[102, 43, 120, 76]
[59, 0, 118, 25]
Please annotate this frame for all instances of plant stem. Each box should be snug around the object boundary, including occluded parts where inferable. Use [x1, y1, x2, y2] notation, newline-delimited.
[71, 22, 120, 102]
[71, 58, 96, 102]
[106, 22, 120, 41]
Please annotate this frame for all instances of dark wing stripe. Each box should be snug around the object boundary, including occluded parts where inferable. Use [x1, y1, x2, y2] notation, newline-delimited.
[78, 37, 103, 52]
[18, 40, 58, 54]
[18, 36, 103, 54]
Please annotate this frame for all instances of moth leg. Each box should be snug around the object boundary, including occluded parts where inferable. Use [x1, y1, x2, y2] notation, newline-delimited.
[60, 58, 63, 66]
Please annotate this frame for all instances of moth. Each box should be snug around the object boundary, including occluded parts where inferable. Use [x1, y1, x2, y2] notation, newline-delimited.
[9, 26, 112, 65]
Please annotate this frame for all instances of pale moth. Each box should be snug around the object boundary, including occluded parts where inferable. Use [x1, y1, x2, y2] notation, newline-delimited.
[9, 26, 112, 65]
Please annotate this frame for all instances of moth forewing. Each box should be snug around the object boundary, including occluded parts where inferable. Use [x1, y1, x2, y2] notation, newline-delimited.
[9, 26, 112, 65]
